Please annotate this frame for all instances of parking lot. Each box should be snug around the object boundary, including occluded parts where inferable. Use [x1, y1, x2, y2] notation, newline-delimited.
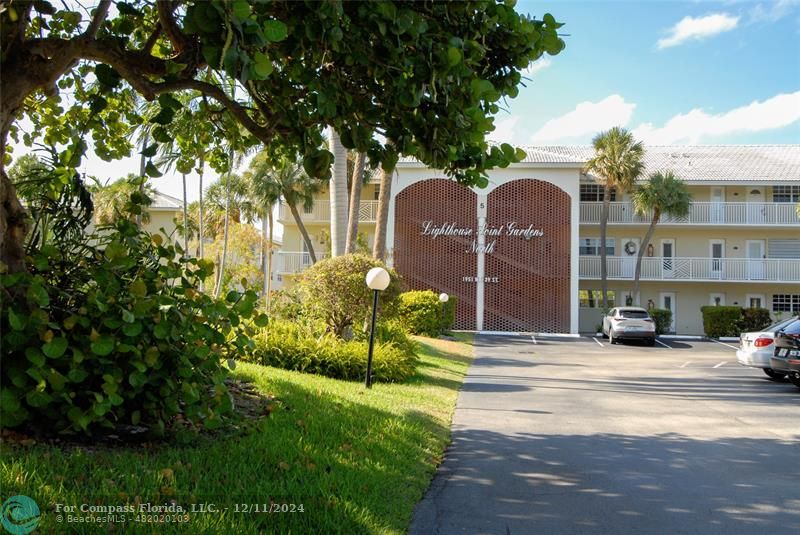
[411, 334, 800, 535]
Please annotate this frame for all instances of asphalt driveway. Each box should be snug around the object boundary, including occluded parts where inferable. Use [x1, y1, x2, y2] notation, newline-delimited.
[409, 335, 800, 535]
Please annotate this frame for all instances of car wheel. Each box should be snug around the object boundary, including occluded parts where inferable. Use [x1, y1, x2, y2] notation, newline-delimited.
[763, 368, 787, 380]
[645, 338, 655, 347]
[788, 374, 800, 389]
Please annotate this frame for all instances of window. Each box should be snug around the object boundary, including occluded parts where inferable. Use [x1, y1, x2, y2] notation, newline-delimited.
[579, 290, 616, 308]
[579, 238, 616, 256]
[772, 294, 800, 313]
[773, 186, 800, 203]
[580, 184, 617, 202]
[373, 185, 381, 201]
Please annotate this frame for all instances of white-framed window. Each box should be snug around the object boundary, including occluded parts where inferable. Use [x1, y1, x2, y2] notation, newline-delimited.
[579, 289, 616, 308]
[373, 185, 381, 201]
[580, 184, 617, 202]
[579, 238, 616, 256]
[772, 294, 800, 313]
[746, 294, 765, 309]
[773, 186, 800, 203]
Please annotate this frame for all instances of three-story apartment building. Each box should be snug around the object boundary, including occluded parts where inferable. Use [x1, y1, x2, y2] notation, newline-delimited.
[276, 145, 800, 335]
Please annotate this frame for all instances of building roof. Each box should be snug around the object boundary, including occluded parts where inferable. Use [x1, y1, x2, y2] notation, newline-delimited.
[150, 191, 183, 209]
[402, 145, 800, 183]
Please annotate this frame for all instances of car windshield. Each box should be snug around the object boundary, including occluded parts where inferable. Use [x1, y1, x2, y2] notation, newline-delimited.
[620, 310, 649, 319]
[767, 316, 799, 332]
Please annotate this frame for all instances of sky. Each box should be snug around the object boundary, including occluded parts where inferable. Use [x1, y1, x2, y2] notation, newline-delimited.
[12, 0, 800, 205]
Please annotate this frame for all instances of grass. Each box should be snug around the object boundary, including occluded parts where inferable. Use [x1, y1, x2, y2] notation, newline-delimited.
[0, 333, 474, 534]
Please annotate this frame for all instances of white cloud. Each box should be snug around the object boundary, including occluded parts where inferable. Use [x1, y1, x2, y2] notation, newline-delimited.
[657, 13, 740, 49]
[632, 91, 800, 144]
[522, 57, 552, 77]
[749, 0, 800, 23]
[490, 116, 519, 144]
[531, 95, 636, 143]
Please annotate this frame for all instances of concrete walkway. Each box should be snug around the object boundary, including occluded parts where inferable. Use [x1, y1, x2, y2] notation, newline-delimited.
[409, 334, 800, 535]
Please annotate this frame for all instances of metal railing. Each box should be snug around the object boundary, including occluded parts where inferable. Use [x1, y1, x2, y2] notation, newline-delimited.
[278, 200, 379, 223]
[579, 255, 800, 282]
[580, 202, 800, 226]
[275, 251, 329, 274]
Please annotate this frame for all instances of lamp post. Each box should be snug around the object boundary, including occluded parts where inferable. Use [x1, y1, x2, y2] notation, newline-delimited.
[365, 267, 390, 388]
[439, 292, 449, 334]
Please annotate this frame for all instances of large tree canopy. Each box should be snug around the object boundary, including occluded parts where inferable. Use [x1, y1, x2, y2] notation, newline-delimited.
[0, 0, 564, 270]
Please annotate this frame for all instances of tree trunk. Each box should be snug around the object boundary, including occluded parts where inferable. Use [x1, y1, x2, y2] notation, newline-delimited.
[329, 128, 348, 257]
[372, 165, 393, 262]
[289, 203, 317, 264]
[633, 212, 659, 306]
[0, 169, 28, 273]
[181, 173, 189, 255]
[136, 132, 149, 228]
[345, 152, 366, 254]
[214, 162, 233, 298]
[599, 185, 611, 310]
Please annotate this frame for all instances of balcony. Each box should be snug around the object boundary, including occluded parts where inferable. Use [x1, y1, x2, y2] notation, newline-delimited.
[275, 251, 329, 274]
[278, 200, 379, 224]
[580, 202, 800, 226]
[579, 256, 800, 282]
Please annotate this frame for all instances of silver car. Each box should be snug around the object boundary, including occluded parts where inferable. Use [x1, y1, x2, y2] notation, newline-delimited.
[602, 307, 656, 346]
[737, 316, 798, 380]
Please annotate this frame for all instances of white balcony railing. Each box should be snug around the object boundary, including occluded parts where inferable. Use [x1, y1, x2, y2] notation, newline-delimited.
[580, 202, 800, 226]
[579, 256, 800, 282]
[278, 201, 379, 223]
[275, 251, 329, 274]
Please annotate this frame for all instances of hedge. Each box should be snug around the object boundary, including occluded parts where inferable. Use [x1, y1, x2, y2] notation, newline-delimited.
[649, 308, 672, 335]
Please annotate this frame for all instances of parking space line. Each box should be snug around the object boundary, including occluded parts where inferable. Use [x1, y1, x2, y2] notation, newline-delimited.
[713, 361, 727, 368]
[592, 337, 604, 347]
[711, 339, 739, 351]
[530, 335, 537, 345]
[679, 361, 691, 368]
[655, 339, 672, 349]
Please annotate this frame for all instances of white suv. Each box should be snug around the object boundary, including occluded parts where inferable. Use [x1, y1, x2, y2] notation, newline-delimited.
[602, 307, 657, 346]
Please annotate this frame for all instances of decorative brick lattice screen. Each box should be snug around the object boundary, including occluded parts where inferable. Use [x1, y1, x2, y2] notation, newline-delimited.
[394, 179, 477, 330]
[484, 180, 571, 332]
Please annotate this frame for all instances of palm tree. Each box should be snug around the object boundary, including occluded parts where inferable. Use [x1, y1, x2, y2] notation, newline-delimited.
[583, 127, 645, 310]
[631, 171, 692, 304]
[329, 128, 348, 257]
[372, 140, 396, 262]
[242, 164, 282, 306]
[92, 175, 154, 225]
[246, 152, 323, 264]
[345, 151, 367, 254]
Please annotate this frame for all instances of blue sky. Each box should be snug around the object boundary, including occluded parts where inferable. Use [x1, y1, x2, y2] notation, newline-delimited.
[494, 0, 800, 145]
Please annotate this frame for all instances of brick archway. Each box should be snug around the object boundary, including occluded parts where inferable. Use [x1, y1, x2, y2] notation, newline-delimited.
[484, 180, 571, 332]
[393, 179, 477, 329]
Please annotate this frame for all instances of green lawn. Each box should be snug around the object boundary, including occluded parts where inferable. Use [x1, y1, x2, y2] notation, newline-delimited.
[0, 334, 473, 534]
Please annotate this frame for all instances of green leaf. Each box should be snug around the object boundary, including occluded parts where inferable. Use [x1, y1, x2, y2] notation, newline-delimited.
[157, 93, 182, 111]
[121, 309, 135, 323]
[8, 309, 26, 331]
[42, 337, 68, 358]
[145, 161, 163, 178]
[89, 95, 108, 114]
[253, 52, 273, 79]
[129, 370, 147, 387]
[263, 19, 288, 42]
[253, 313, 269, 328]
[27, 282, 49, 307]
[67, 368, 89, 383]
[25, 347, 45, 367]
[129, 279, 147, 298]
[447, 47, 462, 67]
[116, 2, 140, 17]
[154, 322, 170, 340]
[0, 389, 21, 413]
[26, 390, 52, 408]
[91, 335, 115, 356]
[122, 322, 143, 337]
[140, 142, 158, 158]
[152, 126, 172, 143]
[232, 0, 250, 19]
[150, 107, 174, 126]
[95, 64, 121, 89]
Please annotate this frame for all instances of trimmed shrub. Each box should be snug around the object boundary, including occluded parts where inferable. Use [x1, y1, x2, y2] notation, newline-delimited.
[247, 320, 417, 382]
[1, 220, 266, 435]
[398, 290, 443, 336]
[739, 307, 772, 332]
[649, 308, 672, 335]
[441, 295, 458, 332]
[701, 306, 742, 338]
[297, 254, 402, 338]
[269, 287, 305, 320]
[353, 319, 420, 358]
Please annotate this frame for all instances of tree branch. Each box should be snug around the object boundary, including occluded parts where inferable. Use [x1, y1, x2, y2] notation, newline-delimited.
[156, 0, 188, 54]
[143, 23, 162, 55]
[83, 0, 111, 39]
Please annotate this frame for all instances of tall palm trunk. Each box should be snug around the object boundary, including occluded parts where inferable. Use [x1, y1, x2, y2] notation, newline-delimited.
[289, 203, 317, 264]
[265, 207, 274, 311]
[329, 128, 348, 257]
[345, 152, 366, 254]
[136, 132, 149, 228]
[633, 211, 660, 306]
[214, 157, 233, 298]
[181, 173, 189, 255]
[372, 141, 395, 262]
[600, 185, 611, 310]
